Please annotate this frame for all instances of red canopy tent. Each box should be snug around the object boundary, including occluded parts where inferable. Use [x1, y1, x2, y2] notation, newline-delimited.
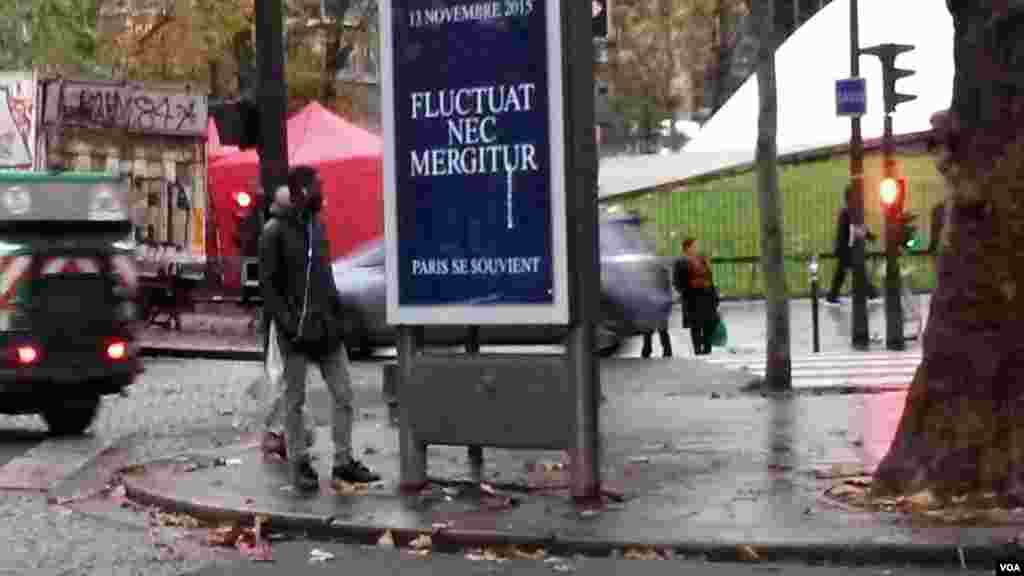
[207, 102, 383, 292]
[205, 118, 240, 162]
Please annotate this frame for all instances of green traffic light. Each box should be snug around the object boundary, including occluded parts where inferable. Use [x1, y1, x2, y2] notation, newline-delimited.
[903, 224, 920, 249]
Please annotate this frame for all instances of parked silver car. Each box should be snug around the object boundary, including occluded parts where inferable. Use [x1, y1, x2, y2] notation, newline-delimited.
[331, 213, 673, 357]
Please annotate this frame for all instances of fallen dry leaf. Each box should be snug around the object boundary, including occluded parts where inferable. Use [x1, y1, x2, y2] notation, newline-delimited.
[120, 464, 147, 476]
[815, 463, 869, 479]
[541, 461, 564, 472]
[828, 483, 866, 499]
[157, 512, 201, 529]
[333, 479, 370, 495]
[410, 534, 432, 549]
[738, 545, 760, 562]
[623, 547, 661, 560]
[905, 490, 938, 511]
[513, 547, 547, 560]
[983, 508, 1012, 523]
[377, 530, 395, 548]
[207, 524, 245, 547]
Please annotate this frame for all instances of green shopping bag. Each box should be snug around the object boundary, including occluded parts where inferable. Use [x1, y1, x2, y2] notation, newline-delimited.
[711, 316, 728, 347]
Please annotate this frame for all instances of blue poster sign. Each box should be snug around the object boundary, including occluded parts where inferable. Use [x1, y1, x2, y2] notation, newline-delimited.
[381, 0, 568, 324]
[836, 77, 867, 117]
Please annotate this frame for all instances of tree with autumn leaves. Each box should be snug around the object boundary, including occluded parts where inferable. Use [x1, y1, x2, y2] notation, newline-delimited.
[0, 0, 104, 75]
[91, 0, 376, 120]
[604, 0, 749, 149]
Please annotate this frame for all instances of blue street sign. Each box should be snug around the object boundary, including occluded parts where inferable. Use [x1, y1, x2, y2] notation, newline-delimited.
[381, 0, 569, 325]
[836, 77, 867, 117]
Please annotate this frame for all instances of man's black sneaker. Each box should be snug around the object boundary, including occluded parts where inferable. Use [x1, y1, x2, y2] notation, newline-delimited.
[332, 460, 381, 484]
[291, 457, 319, 492]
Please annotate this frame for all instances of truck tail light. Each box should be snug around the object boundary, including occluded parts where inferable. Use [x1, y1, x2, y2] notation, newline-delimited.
[107, 341, 127, 360]
[16, 345, 38, 365]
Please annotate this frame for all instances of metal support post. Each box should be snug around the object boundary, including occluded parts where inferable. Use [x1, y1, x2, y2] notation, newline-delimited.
[809, 255, 820, 353]
[848, 0, 869, 350]
[254, 0, 289, 207]
[398, 325, 427, 490]
[465, 326, 484, 482]
[882, 114, 904, 351]
[565, 0, 601, 502]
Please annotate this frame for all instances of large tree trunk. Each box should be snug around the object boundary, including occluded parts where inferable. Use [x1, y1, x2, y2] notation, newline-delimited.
[872, 1, 1024, 502]
[755, 0, 791, 391]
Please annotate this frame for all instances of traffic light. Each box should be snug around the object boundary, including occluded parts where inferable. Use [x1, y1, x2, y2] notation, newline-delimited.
[232, 189, 263, 258]
[860, 43, 916, 114]
[880, 177, 906, 218]
[209, 98, 261, 149]
[900, 214, 921, 251]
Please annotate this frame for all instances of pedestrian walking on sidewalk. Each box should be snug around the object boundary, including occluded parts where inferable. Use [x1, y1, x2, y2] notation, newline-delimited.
[673, 237, 718, 355]
[640, 325, 673, 358]
[259, 316, 316, 462]
[260, 165, 380, 492]
[826, 184, 880, 306]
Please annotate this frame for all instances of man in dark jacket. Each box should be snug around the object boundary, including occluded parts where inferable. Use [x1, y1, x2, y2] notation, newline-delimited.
[260, 165, 379, 491]
[826, 184, 880, 305]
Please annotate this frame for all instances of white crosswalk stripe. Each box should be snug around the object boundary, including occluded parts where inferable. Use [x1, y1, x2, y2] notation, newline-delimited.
[702, 350, 922, 390]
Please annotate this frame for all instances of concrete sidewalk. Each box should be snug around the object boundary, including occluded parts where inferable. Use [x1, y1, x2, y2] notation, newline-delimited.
[120, 355, 1024, 569]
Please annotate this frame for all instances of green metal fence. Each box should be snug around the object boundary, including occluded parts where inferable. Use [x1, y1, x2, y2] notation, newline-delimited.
[605, 152, 947, 299]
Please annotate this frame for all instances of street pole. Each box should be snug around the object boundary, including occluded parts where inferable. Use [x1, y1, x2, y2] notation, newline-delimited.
[848, 0, 869, 350]
[810, 255, 820, 353]
[882, 114, 904, 350]
[567, 0, 600, 502]
[255, 0, 289, 207]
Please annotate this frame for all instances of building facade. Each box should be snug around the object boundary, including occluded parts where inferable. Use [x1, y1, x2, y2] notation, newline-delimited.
[37, 78, 209, 257]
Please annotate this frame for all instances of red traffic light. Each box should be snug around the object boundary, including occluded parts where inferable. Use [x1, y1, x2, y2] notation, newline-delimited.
[880, 178, 899, 205]
[235, 191, 252, 208]
[880, 177, 906, 216]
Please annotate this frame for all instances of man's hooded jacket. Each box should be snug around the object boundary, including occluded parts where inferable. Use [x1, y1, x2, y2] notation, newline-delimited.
[259, 202, 346, 357]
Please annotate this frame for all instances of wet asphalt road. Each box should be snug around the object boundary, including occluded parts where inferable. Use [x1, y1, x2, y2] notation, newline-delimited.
[0, 428, 48, 468]
[186, 540, 991, 576]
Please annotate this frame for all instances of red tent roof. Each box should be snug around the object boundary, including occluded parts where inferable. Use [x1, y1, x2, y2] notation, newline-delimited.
[205, 118, 240, 161]
[213, 101, 381, 167]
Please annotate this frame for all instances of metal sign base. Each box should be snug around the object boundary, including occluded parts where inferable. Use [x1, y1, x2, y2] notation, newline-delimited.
[395, 324, 599, 500]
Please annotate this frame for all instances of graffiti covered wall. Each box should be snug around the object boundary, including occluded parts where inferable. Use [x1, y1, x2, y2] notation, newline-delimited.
[0, 72, 36, 169]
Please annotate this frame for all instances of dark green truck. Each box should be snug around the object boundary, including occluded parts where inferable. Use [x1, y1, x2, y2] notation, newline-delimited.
[0, 171, 141, 434]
